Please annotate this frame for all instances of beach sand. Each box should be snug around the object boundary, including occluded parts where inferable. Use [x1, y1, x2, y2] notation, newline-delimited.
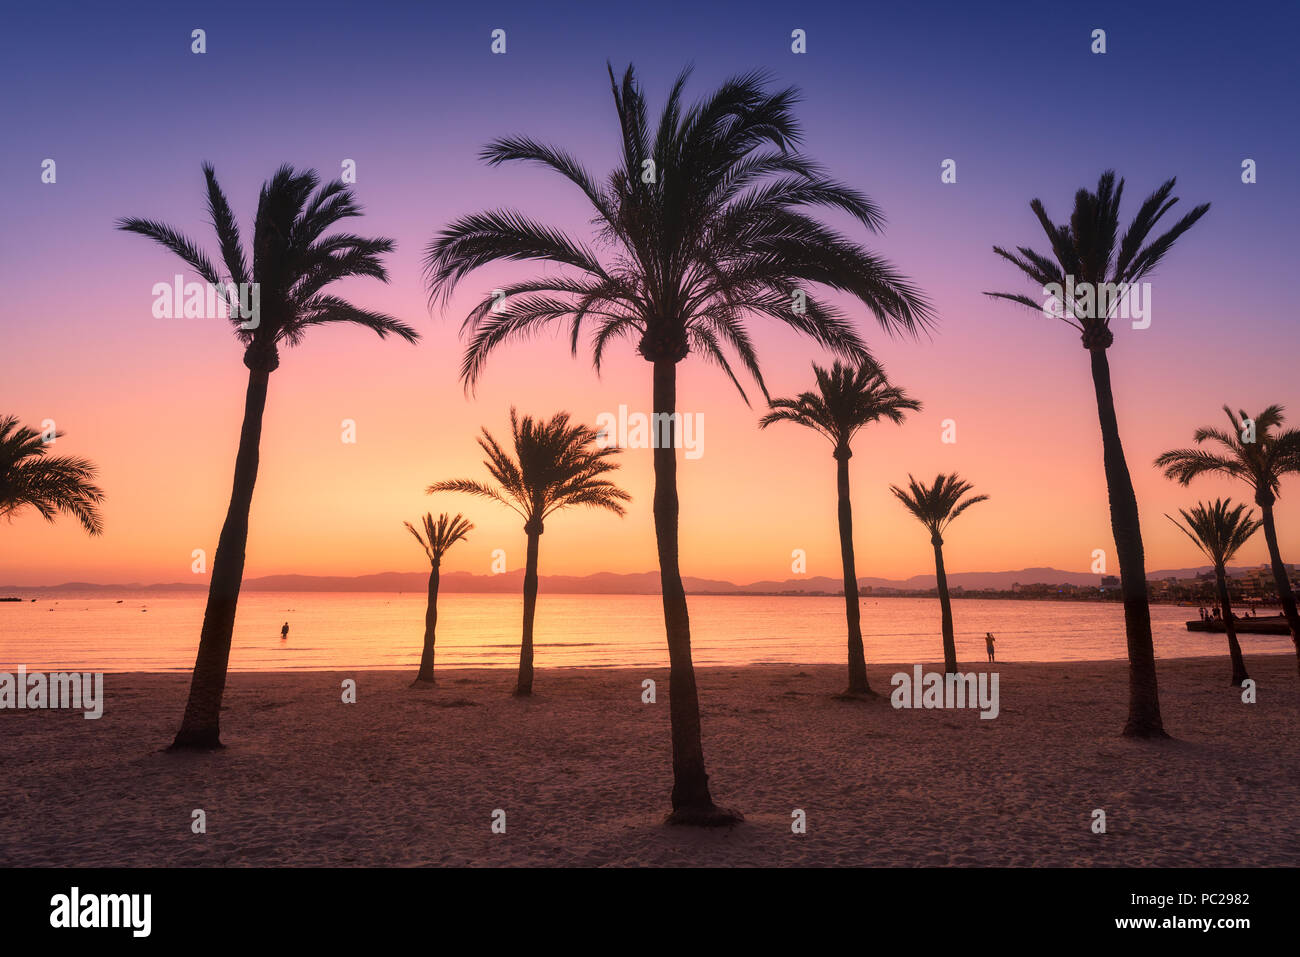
[1, 656, 1296, 867]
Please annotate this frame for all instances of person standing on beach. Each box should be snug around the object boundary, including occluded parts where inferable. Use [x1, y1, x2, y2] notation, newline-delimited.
[985, 632, 995, 662]
[280, 621, 289, 641]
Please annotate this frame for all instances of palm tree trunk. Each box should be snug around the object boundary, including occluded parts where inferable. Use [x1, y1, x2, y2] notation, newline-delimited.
[171, 367, 270, 749]
[1088, 347, 1165, 737]
[1258, 500, 1300, 673]
[414, 563, 440, 684]
[932, 539, 958, 674]
[515, 527, 540, 696]
[653, 358, 736, 825]
[835, 452, 871, 695]
[1214, 564, 1249, 686]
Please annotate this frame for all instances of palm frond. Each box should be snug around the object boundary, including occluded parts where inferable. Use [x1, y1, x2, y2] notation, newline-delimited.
[760, 358, 918, 453]
[889, 472, 987, 539]
[0, 417, 105, 536]
[120, 164, 414, 358]
[989, 171, 1207, 342]
[424, 63, 933, 392]
[429, 409, 631, 529]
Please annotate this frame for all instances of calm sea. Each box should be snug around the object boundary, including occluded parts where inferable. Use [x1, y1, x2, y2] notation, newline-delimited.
[0, 592, 1291, 672]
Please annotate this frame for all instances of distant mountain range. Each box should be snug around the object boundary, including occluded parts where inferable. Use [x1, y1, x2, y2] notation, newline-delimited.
[0, 565, 1268, 596]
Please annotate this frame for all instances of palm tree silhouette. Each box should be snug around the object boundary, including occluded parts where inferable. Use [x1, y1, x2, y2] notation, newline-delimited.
[1156, 406, 1300, 670]
[1165, 499, 1260, 686]
[404, 512, 474, 686]
[985, 171, 1208, 738]
[760, 359, 920, 696]
[0, 416, 105, 536]
[890, 473, 988, 674]
[424, 64, 931, 824]
[429, 409, 629, 696]
[119, 164, 419, 749]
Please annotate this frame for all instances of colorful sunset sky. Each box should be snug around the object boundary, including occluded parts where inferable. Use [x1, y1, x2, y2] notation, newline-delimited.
[3, 0, 1297, 587]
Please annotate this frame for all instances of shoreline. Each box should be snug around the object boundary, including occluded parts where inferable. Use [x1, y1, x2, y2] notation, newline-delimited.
[3, 590, 1289, 607]
[4, 647, 1294, 675]
[2, 656, 1296, 867]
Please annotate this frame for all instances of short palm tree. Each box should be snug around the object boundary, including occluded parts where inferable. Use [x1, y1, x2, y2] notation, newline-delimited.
[1165, 499, 1260, 686]
[404, 512, 474, 685]
[424, 64, 931, 824]
[119, 163, 419, 749]
[985, 171, 1208, 738]
[429, 410, 629, 696]
[760, 359, 920, 696]
[889, 473, 988, 674]
[1156, 406, 1300, 670]
[0, 416, 104, 536]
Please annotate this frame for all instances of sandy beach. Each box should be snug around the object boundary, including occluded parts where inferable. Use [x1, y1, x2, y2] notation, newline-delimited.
[2, 655, 1296, 867]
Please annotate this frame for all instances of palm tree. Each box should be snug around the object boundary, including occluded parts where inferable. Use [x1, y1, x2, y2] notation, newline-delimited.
[404, 512, 474, 685]
[0, 416, 105, 536]
[759, 359, 920, 696]
[429, 410, 629, 696]
[1156, 406, 1300, 671]
[985, 171, 1208, 738]
[889, 473, 988, 674]
[424, 64, 931, 824]
[119, 164, 419, 749]
[1165, 499, 1260, 686]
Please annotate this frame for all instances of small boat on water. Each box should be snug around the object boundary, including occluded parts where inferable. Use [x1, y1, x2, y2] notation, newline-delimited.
[1186, 615, 1291, 635]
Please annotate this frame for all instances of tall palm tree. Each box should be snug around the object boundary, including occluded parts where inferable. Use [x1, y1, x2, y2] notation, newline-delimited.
[119, 164, 419, 749]
[889, 473, 988, 674]
[1156, 406, 1300, 670]
[404, 512, 474, 685]
[429, 410, 629, 696]
[424, 64, 931, 824]
[1165, 499, 1260, 686]
[985, 171, 1208, 738]
[0, 416, 105, 536]
[759, 359, 920, 696]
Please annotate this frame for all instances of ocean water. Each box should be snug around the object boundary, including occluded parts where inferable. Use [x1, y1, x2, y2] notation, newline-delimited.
[0, 592, 1292, 673]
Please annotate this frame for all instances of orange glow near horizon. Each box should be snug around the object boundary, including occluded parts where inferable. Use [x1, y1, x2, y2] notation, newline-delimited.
[4, 18, 1297, 589]
[5, 256, 1297, 588]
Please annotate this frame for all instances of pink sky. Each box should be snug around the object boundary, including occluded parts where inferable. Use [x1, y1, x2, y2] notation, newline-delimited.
[3, 6, 1296, 587]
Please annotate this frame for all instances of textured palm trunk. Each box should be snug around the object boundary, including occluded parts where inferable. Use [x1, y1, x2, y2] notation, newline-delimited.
[171, 367, 270, 748]
[413, 563, 440, 684]
[932, 538, 958, 674]
[1214, 564, 1249, 686]
[1257, 499, 1300, 673]
[835, 451, 871, 695]
[1088, 347, 1165, 738]
[653, 358, 735, 824]
[515, 527, 540, 696]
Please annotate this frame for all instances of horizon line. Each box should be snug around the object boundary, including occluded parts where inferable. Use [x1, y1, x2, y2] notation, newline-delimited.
[6, 562, 1290, 593]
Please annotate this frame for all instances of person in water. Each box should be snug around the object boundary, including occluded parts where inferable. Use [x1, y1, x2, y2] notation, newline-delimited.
[984, 632, 996, 663]
[281, 621, 289, 641]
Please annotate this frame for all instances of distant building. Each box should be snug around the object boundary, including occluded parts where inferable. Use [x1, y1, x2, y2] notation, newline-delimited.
[1100, 575, 1120, 592]
[1242, 564, 1298, 600]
